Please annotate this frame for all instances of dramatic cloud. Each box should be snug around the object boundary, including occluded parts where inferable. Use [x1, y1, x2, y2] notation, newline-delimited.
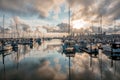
[42, 25, 60, 32]
[57, 23, 69, 32]
[0, 0, 120, 32]
[0, 0, 65, 18]
[68, 0, 120, 26]
[1, 0, 120, 21]
[11, 16, 31, 32]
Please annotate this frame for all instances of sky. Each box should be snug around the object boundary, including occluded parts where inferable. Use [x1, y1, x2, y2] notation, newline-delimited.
[0, 0, 69, 27]
[0, 0, 120, 33]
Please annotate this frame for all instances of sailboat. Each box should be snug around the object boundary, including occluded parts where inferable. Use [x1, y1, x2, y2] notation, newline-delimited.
[62, 3, 76, 56]
[110, 20, 120, 60]
[0, 15, 12, 51]
[11, 21, 19, 50]
[84, 21, 99, 57]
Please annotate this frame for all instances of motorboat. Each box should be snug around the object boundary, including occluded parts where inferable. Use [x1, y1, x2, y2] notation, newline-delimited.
[111, 42, 120, 60]
[86, 43, 99, 56]
[62, 40, 76, 54]
[3, 44, 12, 51]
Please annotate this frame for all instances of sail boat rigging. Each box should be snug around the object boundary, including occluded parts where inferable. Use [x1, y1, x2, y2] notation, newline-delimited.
[1, 15, 12, 51]
[68, 3, 71, 35]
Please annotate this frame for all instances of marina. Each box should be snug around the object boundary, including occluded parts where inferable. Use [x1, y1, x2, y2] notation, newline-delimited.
[0, 36, 120, 80]
[0, 0, 120, 80]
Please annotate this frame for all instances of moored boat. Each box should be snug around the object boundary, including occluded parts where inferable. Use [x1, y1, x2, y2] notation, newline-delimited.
[62, 40, 76, 54]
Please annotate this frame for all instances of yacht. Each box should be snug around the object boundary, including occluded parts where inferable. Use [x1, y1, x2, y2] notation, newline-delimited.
[62, 40, 76, 54]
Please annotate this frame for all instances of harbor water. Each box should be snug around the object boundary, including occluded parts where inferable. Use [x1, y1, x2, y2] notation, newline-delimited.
[0, 39, 120, 80]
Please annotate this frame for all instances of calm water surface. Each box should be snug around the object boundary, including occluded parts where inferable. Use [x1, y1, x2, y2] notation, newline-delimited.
[0, 39, 120, 80]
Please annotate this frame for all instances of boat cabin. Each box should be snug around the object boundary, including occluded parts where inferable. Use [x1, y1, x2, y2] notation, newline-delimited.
[111, 42, 120, 60]
[62, 40, 76, 54]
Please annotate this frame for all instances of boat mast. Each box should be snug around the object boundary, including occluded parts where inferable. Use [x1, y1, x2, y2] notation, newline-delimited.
[101, 16, 102, 35]
[68, 1, 71, 35]
[113, 19, 116, 41]
[15, 23, 19, 39]
[100, 15, 102, 38]
[3, 15, 5, 39]
[99, 15, 102, 40]
[91, 21, 93, 36]
[114, 20, 116, 34]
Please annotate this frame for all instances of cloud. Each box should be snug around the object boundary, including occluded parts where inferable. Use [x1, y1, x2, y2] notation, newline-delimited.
[0, 26, 4, 32]
[10, 16, 31, 32]
[13, 16, 21, 24]
[20, 23, 30, 31]
[68, 0, 120, 26]
[57, 22, 69, 32]
[1, 0, 120, 31]
[0, 25, 11, 33]
[0, 0, 65, 18]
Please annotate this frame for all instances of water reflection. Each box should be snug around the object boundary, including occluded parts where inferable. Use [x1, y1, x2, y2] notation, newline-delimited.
[0, 39, 120, 80]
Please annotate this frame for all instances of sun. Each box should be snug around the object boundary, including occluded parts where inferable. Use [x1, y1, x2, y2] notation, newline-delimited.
[72, 20, 86, 29]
